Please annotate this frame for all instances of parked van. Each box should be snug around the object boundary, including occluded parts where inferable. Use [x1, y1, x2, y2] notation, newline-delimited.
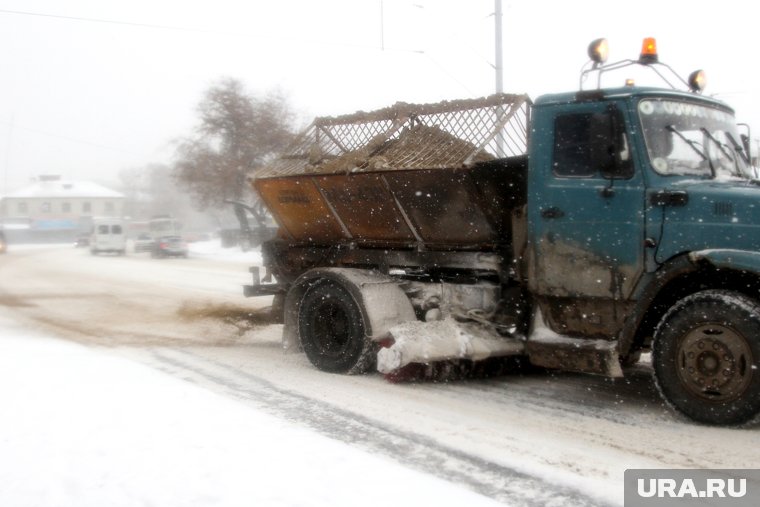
[90, 218, 126, 256]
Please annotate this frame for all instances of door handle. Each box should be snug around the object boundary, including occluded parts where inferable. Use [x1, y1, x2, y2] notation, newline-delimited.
[541, 207, 565, 219]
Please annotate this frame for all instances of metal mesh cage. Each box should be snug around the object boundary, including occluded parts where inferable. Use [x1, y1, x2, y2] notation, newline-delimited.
[256, 93, 531, 178]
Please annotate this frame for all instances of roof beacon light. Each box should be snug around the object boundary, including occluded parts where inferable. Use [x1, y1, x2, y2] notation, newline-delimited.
[581, 37, 702, 94]
[639, 37, 658, 64]
[688, 69, 707, 92]
[588, 38, 609, 65]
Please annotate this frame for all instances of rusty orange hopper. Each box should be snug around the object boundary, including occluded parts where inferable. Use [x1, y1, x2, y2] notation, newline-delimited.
[252, 94, 531, 250]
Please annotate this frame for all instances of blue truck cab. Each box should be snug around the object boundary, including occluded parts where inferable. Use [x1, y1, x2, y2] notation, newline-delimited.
[525, 57, 760, 425]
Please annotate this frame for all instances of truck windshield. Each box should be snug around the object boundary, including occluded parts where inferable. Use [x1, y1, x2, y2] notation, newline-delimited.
[638, 99, 752, 180]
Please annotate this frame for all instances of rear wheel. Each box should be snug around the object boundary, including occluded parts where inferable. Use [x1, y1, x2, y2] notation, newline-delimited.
[652, 290, 760, 426]
[298, 280, 374, 374]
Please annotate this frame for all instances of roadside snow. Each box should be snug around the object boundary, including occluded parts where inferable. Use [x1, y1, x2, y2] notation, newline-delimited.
[0, 315, 501, 507]
[188, 239, 262, 264]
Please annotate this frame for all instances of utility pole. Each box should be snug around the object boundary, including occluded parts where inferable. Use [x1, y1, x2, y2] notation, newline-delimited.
[494, 0, 504, 156]
[380, 0, 385, 50]
[494, 0, 503, 95]
[3, 114, 13, 195]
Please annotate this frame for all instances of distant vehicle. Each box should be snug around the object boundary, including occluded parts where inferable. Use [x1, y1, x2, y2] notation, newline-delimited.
[74, 234, 90, 248]
[151, 236, 188, 258]
[133, 233, 155, 253]
[148, 216, 182, 238]
[0, 231, 6, 254]
[90, 218, 126, 256]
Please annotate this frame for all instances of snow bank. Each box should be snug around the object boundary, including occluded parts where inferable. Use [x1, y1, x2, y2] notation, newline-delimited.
[188, 239, 262, 264]
[0, 315, 501, 507]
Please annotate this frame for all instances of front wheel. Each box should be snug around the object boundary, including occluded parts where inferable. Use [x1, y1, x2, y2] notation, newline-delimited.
[298, 280, 374, 374]
[653, 290, 760, 426]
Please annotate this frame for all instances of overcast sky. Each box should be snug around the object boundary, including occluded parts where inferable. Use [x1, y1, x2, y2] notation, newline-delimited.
[1, 0, 758, 194]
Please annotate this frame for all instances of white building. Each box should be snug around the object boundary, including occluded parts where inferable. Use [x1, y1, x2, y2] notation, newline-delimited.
[0, 175, 125, 243]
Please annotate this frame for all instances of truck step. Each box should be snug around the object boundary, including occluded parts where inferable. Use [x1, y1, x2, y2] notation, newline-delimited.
[526, 332, 623, 378]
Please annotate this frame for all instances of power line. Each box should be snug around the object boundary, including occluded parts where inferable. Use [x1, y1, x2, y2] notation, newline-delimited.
[0, 7, 424, 53]
[0, 7, 211, 33]
[0, 119, 140, 156]
[423, 54, 476, 96]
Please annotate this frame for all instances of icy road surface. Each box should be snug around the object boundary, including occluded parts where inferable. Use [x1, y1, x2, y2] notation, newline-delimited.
[1, 243, 758, 506]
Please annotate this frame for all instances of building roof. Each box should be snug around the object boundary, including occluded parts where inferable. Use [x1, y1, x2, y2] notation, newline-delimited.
[4, 177, 124, 199]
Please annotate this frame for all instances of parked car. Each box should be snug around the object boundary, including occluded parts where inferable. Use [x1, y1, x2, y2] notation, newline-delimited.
[74, 234, 90, 248]
[151, 236, 188, 258]
[90, 218, 127, 256]
[133, 233, 155, 253]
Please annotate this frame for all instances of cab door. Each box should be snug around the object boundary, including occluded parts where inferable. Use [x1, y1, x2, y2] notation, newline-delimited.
[529, 102, 646, 302]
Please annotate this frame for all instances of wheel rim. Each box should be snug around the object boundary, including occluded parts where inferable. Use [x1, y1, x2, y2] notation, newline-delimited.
[676, 323, 753, 402]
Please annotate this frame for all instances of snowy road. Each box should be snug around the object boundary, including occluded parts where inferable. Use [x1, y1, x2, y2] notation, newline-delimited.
[1, 244, 758, 506]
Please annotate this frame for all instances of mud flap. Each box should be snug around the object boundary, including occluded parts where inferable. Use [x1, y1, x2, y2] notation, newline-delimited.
[376, 318, 525, 374]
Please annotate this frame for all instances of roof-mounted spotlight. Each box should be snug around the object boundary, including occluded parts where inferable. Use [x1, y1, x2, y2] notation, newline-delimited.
[688, 69, 707, 93]
[587, 38, 609, 65]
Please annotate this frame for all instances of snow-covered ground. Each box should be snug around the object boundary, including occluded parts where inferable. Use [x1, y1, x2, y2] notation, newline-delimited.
[2, 240, 758, 507]
[186, 239, 263, 264]
[0, 313, 501, 507]
[2, 240, 495, 505]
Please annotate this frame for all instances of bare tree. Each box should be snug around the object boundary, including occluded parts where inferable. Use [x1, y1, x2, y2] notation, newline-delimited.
[118, 164, 186, 218]
[118, 163, 219, 233]
[173, 78, 296, 210]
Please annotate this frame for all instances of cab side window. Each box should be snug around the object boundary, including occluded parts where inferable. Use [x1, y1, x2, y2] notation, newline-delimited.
[553, 113, 596, 177]
[553, 110, 632, 179]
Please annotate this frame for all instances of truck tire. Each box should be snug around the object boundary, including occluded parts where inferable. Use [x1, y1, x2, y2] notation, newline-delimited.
[298, 279, 374, 374]
[652, 290, 760, 426]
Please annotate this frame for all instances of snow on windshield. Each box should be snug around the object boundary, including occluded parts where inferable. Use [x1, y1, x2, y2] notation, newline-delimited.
[638, 99, 750, 179]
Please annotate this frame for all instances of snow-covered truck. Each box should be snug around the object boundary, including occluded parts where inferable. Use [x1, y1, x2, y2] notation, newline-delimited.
[243, 39, 760, 426]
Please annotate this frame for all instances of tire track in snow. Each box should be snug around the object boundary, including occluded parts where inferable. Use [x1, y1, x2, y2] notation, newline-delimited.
[149, 347, 610, 507]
